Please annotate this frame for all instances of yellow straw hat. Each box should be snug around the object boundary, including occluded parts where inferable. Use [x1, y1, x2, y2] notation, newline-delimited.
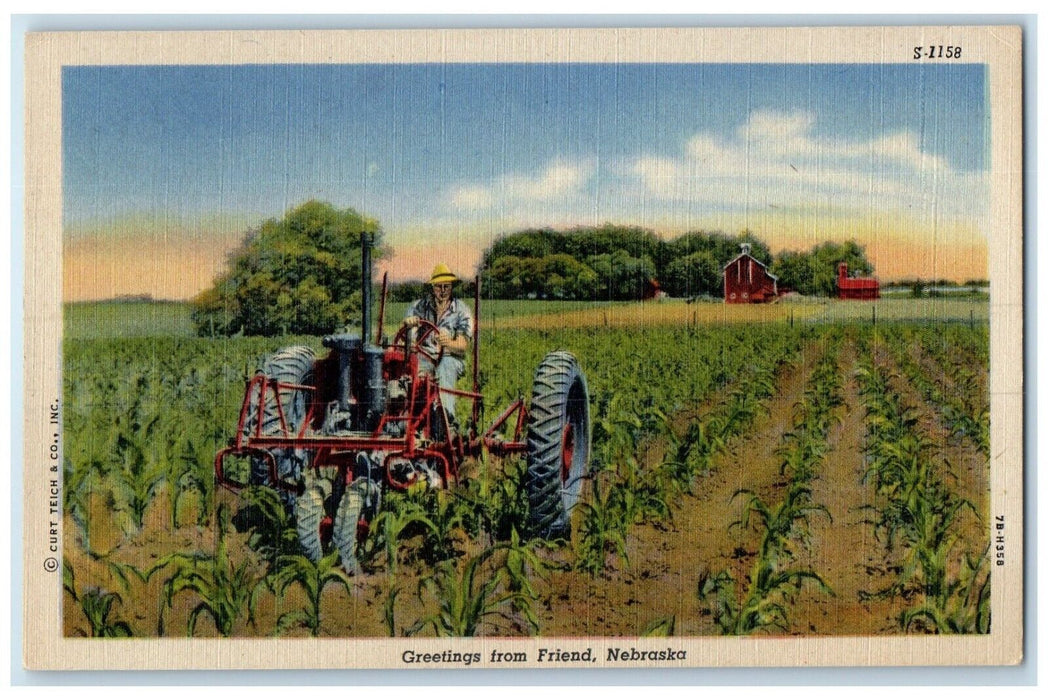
[430, 263, 458, 285]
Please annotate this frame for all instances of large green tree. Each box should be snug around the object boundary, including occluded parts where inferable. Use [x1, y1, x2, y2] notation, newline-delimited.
[666, 230, 771, 271]
[661, 230, 771, 297]
[662, 251, 721, 298]
[480, 224, 664, 272]
[584, 250, 657, 300]
[483, 253, 600, 300]
[191, 201, 382, 336]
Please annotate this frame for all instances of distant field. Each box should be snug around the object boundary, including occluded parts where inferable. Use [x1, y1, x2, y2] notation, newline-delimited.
[64, 296, 988, 339]
[805, 297, 989, 323]
[64, 301, 195, 339]
[487, 297, 988, 330]
[385, 299, 629, 324]
[64, 299, 631, 339]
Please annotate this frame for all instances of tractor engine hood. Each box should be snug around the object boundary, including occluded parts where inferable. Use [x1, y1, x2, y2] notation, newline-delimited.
[322, 333, 386, 431]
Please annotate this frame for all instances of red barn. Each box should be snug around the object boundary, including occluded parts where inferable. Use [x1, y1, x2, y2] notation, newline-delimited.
[837, 262, 880, 300]
[723, 244, 778, 303]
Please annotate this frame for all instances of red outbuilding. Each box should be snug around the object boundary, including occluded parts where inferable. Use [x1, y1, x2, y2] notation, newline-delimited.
[642, 278, 668, 301]
[836, 262, 880, 300]
[723, 244, 779, 304]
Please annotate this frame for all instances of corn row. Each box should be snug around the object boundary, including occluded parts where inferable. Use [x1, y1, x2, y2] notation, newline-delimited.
[880, 325, 989, 455]
[697, 335, 841, 634]
[854, 331, 990, 634]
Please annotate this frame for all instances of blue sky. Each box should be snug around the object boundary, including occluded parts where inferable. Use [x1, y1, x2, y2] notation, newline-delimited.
[63, 62, 989, 298]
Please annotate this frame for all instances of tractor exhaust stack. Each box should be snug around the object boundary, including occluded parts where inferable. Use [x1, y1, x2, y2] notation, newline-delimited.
[361, 231, 374, 345]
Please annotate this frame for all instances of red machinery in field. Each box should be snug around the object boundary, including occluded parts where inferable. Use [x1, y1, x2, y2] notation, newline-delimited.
[215, 233, 590, 572]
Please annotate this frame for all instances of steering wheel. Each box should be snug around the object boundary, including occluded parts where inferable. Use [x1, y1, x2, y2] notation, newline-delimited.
[393, 318, 446, 366]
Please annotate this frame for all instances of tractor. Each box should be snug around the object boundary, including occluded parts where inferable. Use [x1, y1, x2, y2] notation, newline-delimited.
[215, 233, 591, 572]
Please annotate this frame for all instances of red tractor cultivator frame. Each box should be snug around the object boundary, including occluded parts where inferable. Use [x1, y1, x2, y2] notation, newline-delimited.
[214, 329, 532, 491]
[215, 233, 590, 572]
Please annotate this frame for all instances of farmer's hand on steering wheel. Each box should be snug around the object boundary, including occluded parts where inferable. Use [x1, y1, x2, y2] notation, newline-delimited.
[396, 318, 444, 365]
[436, 330, 454, 348]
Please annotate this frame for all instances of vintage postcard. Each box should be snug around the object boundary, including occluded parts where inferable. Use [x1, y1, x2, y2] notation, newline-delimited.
[23, 25, 1023, 670]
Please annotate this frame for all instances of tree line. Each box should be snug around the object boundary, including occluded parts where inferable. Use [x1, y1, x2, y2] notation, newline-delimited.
[190, 202, 877, 337]
[478, 225, 873, 300]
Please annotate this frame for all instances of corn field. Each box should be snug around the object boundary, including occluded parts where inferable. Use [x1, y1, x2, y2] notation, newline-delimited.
[62, 307, 990, 638]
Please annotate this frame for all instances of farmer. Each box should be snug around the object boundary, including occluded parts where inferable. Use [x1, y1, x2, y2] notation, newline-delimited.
[402, 263, 473, 419]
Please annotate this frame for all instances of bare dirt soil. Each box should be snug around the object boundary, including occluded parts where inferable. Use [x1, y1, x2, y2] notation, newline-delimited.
[793, 344, 906, 634]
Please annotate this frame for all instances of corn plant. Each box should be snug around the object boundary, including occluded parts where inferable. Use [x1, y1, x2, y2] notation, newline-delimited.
[110, 429, 170, 533]
[732, 485, 830, 562]
[698, 339, 840, 636]
[699, 562, 831, 635]
[383, 584, 402, 637]
[362, 490, 438, 577]
[884, 324, 989, 456]
[900, 547, 991, 634]
[267, 552, 354, 636]
[696, 569, 741, 633]
[149, 504, 265, 636]
[73, 589, 134, 638]
[856, 332, 989, 632]
[878, 485, 976, 599]
[63, 560, 134, 638]
[99, 556, 148, 595]
[62, 455, 101, 554]
[672, 419, 725, 487]
[233, 485, 304, 566]
[612, 455, 674, 525]
[500, 526, 553, 601]
[641, 615, 676, 636]
[591, 394, 647, 466]
[410, 544, 539, 637]
[408, 487, 472, 564]
[699, 487, 832, 635]
[173, 433, 220, 526]
[455, 456, 531, 544]
[574, 471, 630, 576]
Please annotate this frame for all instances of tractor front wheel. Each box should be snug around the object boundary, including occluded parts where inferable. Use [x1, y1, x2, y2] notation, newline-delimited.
[294, 476, 332, 563]
[525, 351, 591, 539]
[332, 478, 381, 574]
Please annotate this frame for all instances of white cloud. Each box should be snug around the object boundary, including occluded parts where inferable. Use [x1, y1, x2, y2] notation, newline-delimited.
[867, 133, 948, 172]
[449, 158, 596, 211]
[736, 110, 815, 156]
[632, 156, 683, 182]
[634, 110, 986, 222]
[450, 185, 493, 209]
[430, 112, 987, 251]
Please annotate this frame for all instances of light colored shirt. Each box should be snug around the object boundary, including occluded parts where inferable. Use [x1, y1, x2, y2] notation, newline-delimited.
[405, 296, 474, 354]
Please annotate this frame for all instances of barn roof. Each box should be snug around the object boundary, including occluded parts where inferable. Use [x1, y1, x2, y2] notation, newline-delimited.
[722, 252, 779, 281]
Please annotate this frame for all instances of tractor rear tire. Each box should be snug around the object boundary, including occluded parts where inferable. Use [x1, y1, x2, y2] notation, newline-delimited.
[525, 351, 591, 539]
[332, 478, 381, 574]
[244, 346, 321, 559]
[244, 346, 316, 487]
